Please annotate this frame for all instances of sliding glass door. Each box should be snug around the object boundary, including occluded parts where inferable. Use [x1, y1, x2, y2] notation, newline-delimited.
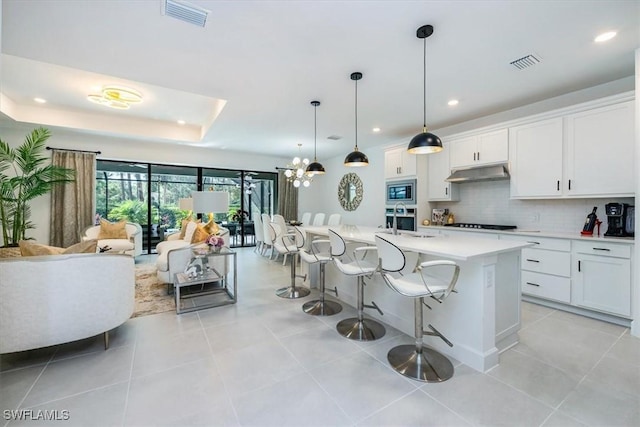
[96, 160, 277, 253]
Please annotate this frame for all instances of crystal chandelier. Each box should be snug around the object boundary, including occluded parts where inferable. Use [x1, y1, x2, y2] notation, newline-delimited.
[284, 144, 312, 188]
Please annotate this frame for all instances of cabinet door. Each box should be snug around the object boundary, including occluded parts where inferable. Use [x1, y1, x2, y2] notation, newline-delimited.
[476, 128, 508, 165]
[400, 149, 417, 177]
[509, 118, 563, 198]
[565, 101, 635, 197]
[573, 254, 631, 317]
[384, 149, 402, 178]
[427, 145, 458, 201]
[449, 136, 477, 169]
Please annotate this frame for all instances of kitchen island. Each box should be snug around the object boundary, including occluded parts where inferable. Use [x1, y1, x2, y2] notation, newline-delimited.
[302, 225, 533, 372]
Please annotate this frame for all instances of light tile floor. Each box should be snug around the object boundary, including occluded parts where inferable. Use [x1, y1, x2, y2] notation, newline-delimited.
[1, 248, 639, 426]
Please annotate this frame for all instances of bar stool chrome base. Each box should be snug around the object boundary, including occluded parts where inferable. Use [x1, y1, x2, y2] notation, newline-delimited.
[387, 344, 454, 382]
[336, 317, 386, 341]
[276, 286, 310, 299]
[302, 299, 342, 316]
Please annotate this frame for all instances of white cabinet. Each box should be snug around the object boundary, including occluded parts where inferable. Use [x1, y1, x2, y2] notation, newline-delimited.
[572, 241, 632, 317]
[509, 99, 635, 199]
[449, 128, 508, 169]
[501, 235, 571, 304]
[509, 118, 564, 198]
[565, 101, 635, 197]
[385, 146, 417, 179]
[427, 143, 459, 201]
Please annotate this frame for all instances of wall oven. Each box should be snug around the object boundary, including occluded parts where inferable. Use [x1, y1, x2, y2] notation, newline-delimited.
[385, 207, 417, 232]
[385, 179, 416, 205]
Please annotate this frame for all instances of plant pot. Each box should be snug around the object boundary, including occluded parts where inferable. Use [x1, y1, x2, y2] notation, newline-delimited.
[0, 247, 22, 258]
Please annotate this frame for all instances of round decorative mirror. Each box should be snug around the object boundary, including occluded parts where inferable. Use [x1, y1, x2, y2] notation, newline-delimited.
[338, 173, 363, 211]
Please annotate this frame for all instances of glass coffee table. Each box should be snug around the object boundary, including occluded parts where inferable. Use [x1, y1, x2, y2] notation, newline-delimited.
[173, 247, 237, 314]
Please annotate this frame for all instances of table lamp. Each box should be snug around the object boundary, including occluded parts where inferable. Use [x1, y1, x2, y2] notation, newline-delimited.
[178, 198, 193, 217]
[192, 191, 229, 222]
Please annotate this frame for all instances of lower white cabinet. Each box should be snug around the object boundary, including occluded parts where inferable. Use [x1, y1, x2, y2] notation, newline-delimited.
[572, 241, 632, 317]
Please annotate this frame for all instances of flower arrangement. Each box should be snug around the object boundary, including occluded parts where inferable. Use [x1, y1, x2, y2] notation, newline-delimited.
[205, 234, 224, 249]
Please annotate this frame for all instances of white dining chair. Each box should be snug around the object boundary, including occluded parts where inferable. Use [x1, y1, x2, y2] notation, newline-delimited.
[327, 214, 342, 226]
[312, 213, 326, 226]
[300, 212, 312, 225]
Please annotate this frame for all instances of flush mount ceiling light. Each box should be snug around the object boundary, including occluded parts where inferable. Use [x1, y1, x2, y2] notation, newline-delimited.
[344, 72, 369, 167]
[407, 25, 443, 155]
[34, 97, 47, 104]
[87, 86, 143, 110]
[306, 100, 326, 176]
[447, 99, 459, 106]
[594, 31, 617, 43]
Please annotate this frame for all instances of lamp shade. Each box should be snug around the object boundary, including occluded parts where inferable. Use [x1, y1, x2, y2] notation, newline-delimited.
[178, 198, 193, 211]
[306, 161, 325, 175]
[407, 131, 443, 154]
[344, 148, 369, 167]
[191, 191, 229, 214]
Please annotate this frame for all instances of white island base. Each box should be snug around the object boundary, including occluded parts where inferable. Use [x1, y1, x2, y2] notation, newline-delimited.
[304, 226, 529, 373]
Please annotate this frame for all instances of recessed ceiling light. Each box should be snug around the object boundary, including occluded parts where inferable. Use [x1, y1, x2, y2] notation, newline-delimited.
[372, 127, 381, 133]
[448, 99, 459, 106]
[594, 31, 617, 43]
[177, 120, 186, 125]
[34, 97, 47, 104]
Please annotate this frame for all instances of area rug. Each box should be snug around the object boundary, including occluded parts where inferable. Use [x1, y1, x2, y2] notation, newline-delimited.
[133, 264, 175, 318]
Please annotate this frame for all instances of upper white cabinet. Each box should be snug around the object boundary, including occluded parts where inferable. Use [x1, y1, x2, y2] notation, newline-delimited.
[509, 118, 564, 198]
[509, 97, 635, 199]
[427, 142, 459, 201]
[449, 128, 508, 169]
[565, 100, 635, 197]
[385, 146, 417, 179]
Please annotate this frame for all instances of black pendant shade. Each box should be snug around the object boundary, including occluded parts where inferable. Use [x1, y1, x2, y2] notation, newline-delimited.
[306, 100, 325, 175]
[345, 72, 369, 167]
[408, 24, 442, 155]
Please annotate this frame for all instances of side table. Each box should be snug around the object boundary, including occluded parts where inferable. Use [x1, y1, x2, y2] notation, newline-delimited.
[173, 247, 237, 314]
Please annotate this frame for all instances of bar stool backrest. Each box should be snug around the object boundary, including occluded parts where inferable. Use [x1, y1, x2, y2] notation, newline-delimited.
[328, 229, 346, 258]
[375, 235, 406, 273]
[293, 226, 305, 249]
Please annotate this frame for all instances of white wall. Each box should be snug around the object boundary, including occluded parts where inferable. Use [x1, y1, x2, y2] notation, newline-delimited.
[0, 125, 289, 243]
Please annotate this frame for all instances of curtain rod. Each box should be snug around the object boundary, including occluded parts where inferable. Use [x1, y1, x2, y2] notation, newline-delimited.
[46, 146, 101, 155]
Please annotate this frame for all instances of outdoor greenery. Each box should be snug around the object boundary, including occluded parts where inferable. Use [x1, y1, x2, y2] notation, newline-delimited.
[0, 128, 76, 247]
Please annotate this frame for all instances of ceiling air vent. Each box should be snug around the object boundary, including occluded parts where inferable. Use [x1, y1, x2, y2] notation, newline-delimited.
[327, 135, 342, 140]
[163, 0, 209, 27]
[509, 54, 541, 70]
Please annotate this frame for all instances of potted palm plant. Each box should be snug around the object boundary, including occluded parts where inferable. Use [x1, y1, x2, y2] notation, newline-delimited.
[0, 128, 75, 251]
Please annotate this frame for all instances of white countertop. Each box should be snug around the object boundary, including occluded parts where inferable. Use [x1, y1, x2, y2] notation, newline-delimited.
[417, 225, 635, 245]
[303, 225, 533, 261]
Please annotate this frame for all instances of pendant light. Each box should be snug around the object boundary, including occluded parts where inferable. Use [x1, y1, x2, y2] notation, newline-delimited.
[407, 25, 443, 154]
[306, 100, 326, 175]
[344, 72, 369, 167]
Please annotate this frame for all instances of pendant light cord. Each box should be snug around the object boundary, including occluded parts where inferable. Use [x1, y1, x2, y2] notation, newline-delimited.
[314, 104, 318, 159]
[423, 36, 427, 130]
[354, 78, 358, 150]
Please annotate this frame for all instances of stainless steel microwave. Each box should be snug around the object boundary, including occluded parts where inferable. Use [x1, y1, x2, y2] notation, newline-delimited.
[385, 179, 416, 204]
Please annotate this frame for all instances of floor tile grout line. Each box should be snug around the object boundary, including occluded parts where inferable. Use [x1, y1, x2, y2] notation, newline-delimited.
[9, 345, 59, 418]
[416, 386, 478, 427]
[199, 309, 241, 426]
[119, 337, 137, 427]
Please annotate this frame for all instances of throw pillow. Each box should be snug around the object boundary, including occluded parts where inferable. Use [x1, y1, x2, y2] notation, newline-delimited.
[183, 221, 198, 243]
[63, 239, 98, 254]
[19, 240, 65, 256]
[97, 219, 128, 239]
[18, 240, 98, 256]
[202, 219, 220, 235]
[191, 224, 209, 243]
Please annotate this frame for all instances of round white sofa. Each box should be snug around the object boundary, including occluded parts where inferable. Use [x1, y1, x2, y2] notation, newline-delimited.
[0, 253, 135, 354]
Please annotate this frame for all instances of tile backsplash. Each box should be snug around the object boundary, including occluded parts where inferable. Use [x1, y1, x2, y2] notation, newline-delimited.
[431, 180, 634, 234]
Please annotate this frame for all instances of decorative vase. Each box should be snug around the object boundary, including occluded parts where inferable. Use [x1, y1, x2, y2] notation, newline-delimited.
[0, 247, 21, 258]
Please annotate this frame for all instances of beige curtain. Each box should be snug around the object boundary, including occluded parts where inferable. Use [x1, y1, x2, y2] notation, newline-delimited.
[50, 151, 96, 247]
[277, 170, 298, 221]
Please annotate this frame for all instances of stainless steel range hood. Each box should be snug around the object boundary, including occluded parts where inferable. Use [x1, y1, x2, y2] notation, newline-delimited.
[445, 164, 510, 183]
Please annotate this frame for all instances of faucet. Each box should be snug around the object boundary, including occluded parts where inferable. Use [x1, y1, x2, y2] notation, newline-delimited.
[392, 202, 407, 235]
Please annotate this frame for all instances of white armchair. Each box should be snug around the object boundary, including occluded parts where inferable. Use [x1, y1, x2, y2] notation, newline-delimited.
[82, 222, 143, 257]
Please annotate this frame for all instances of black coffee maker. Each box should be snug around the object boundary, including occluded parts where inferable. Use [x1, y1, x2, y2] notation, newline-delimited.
[604, 203, 632, 237]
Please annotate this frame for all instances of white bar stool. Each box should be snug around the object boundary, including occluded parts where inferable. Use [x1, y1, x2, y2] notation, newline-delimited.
[296, 228, 342, 316]
[375, 235, 460, 382]
[328, 229, 385, 341]
[271, 224, 310, 299]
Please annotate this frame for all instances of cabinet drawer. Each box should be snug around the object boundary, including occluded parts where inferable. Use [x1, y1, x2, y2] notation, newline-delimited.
[573, 241, 631, 259]
[501, 234, 570, 252]
[521, 271, 571, 303]
[521, 248, 571, 277]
